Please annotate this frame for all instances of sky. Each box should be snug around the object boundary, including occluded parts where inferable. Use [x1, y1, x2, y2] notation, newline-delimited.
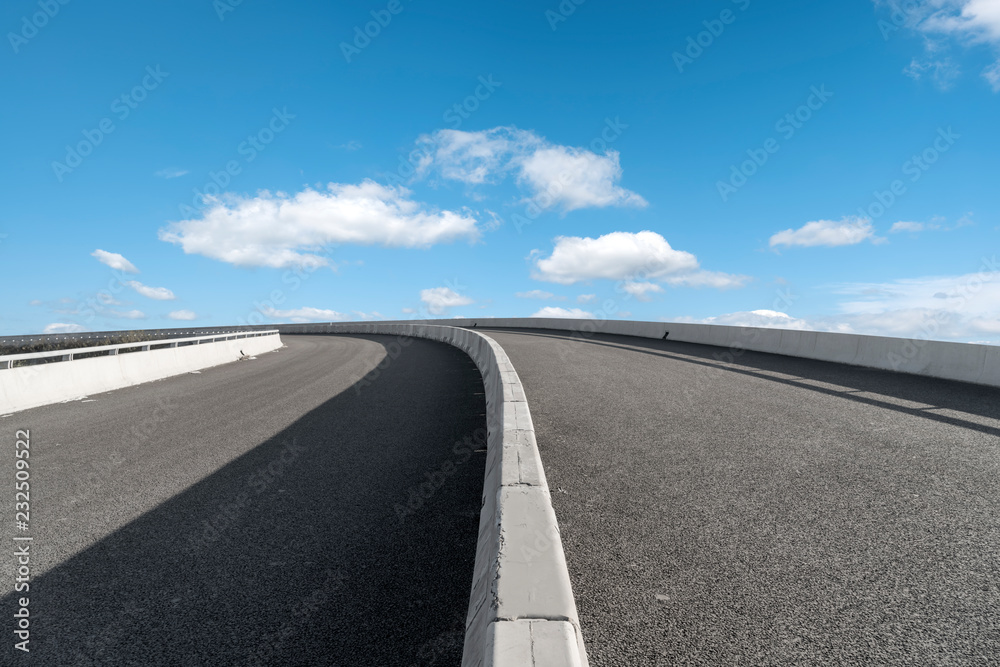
[1, 0, 998, 341]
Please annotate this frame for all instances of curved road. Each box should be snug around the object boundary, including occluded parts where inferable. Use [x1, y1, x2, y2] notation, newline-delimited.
[483, 328, 1000, 666]
[0, 334, 486, 666]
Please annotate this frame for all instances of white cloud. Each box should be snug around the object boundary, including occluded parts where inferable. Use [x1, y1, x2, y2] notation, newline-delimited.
[577, 294, 597, 303]
[159, 180, 481, 268]
[515, 289, 564, 300]
[258, 305, 348, 323]
[903, 57, 962, 88]
[167, 310, 197, 321]
[984, 58, 1000, 89]
[43, 322, 85, 334]
[677, 309, 819, 331]
[401, 307, 417, 314]
[881, 0, 1000, 90]
[91, 249, 139, 274]
[420, 287, 474, 315]
[662, 270, 752, 289]
[417, 127, 530, 184]
[531, 231, 745, 292]
[516, 145, 648, 212]
[109, 309, 146, 320]
[530, 306, 594, 318]
[155, 168, 189, 179]
[890, 221, 928, 232]
[673, 265, 1000, 342]
[621, 281, 663, 301]
[769, 216, 877, 248]
[417, 127, 646, 212]
[126, 281, 176, 300]
[533, 231, 698, 285]
[352, 311, 384, 320]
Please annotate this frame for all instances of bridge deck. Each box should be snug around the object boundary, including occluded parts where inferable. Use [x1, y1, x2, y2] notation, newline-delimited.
[483, 328, 1000, 666]
[0, 334, 485, 665]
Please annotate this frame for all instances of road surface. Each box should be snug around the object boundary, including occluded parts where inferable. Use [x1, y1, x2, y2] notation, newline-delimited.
[482, 327, 1000, 666]
[1, 334, 486, 666]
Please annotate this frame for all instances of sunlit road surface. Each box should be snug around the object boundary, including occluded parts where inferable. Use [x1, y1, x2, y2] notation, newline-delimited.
[484, 328, 1000, 666]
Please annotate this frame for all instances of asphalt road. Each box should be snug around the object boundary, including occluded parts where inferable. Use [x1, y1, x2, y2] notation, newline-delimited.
[0, 334, 486, 666]
[482, 328, 1000, 666]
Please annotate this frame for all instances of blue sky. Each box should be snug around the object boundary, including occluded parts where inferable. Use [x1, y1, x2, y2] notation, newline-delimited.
[2, 0, 998, 341]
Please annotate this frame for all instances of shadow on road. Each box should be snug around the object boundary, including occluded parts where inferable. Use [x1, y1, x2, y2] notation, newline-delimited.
[5, 336, 486, 666]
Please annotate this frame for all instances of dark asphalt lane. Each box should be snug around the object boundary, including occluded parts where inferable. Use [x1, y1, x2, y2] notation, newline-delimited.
[481, 328, 1000, 666]
[0, 334, 486, 666]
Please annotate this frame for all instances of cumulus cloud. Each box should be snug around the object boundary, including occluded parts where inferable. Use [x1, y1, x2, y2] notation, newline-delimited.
[416, 126, 646, 212]
[879, 0, 1000, 90]
[533, 231, 697, 284]
[769, 216, 878, 248]
[530, 306, 594, 318]
[43, 322, 86, 334]
[258, 305, 348, 323]
[92, 249, 139, 274]
[420, 287, 474, 315]
[126, 281, 176, 300]
[621, 281, 663, 301]
[662, 270, 752, 289]
[531, 231, 747, 292]
[167, 310, 197, 321]
[159, 180, 481, 268]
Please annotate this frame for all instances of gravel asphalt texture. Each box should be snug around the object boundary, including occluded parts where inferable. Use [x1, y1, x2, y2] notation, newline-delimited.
[0, 334, 486, 666]
[482, 328, 1000, 667]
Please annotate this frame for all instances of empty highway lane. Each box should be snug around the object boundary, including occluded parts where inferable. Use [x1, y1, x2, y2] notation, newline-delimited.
[482, 328, 1000, 666]
[0, 334, 486, 666]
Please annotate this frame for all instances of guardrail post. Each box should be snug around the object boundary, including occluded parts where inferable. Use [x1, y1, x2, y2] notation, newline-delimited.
[169, 342, 178, 348]
[141, 345, 150, 351]
[110, 348, 119, 356]
[61, 354, 73, 361]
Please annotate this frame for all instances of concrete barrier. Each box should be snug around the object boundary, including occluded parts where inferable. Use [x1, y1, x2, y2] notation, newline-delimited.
[276, 323, 588, 667]
[303, 318, 1000, 389]
[0, 331, 281, 414]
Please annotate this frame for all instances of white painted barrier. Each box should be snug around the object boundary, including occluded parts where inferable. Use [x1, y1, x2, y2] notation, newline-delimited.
[306, 318, 1000, 389]
[277, 323, 588, 667]
[0, 331, 282, 414]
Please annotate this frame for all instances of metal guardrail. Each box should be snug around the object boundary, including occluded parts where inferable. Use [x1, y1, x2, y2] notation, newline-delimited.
[0, 330, 280, 370]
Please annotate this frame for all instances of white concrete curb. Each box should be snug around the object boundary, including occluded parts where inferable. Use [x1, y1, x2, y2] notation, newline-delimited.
[0, 332, 282, 414]
[276, 323, 588, 667]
